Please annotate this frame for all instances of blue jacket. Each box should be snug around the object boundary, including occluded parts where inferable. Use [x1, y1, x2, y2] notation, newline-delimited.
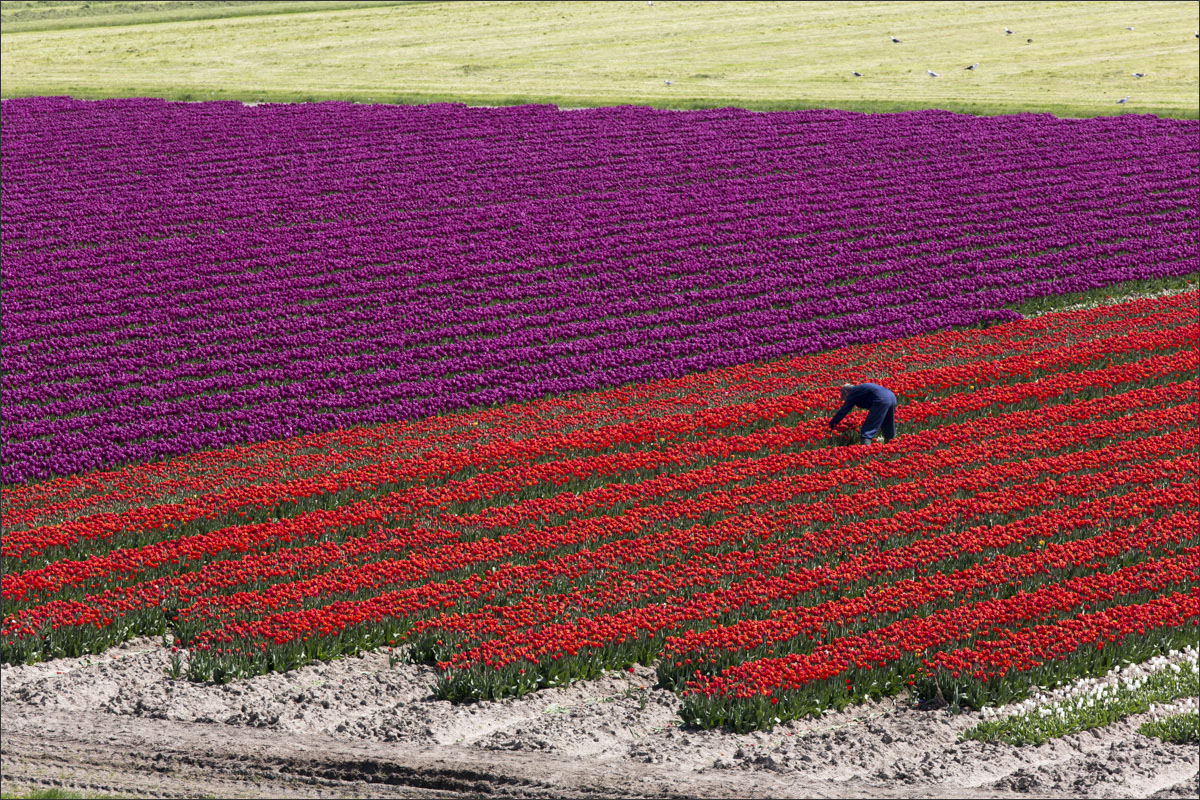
[830, 383, 896, 427]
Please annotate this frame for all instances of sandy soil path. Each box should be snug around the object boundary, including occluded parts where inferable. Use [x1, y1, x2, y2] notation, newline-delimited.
[2, 639, 1196, 798]
[0, 709, 1017, 800]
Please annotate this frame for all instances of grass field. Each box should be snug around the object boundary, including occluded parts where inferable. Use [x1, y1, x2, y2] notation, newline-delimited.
[0, 1, 409, 33]
[2, 0, 1197, 117]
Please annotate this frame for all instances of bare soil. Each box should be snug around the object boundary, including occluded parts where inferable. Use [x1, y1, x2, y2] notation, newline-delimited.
[2, 638, 1196, 798]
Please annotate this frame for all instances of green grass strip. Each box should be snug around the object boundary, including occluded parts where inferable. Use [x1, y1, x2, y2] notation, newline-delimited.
[3, 87, 1197, 121]
[1010, 274, 1200, 318]
[0, 1, 414, 34]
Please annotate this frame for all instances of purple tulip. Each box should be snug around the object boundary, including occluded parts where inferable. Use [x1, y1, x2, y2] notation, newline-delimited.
[0, 98, 1195, 483]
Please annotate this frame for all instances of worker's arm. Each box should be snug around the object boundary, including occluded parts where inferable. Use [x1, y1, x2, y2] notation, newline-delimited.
[829, 398, 855, 428]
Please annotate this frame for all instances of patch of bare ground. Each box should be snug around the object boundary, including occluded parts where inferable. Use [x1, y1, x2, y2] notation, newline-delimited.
[2, 639, 1196, 798]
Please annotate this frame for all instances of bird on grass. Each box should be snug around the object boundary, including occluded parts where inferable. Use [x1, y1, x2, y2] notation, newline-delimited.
[927, 69, 940, 77]
[1005, 27, 1013, 34]
[663, 80, 672, 85]
[1117, 97, 1129, 104]
[1125, 26, 1134, 31]
[1026, 38, 1033, 43]
[1132, 72, 1145, 78]
[891, 36, 901, 43]
[965, 63, 978, 70]
[852, 71, 863, 77]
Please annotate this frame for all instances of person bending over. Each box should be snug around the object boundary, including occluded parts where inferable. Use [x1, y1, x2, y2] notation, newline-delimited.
[829, 382, 897, 445]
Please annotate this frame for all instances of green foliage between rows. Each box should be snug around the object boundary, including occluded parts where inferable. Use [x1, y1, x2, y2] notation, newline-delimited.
[1139, 710, 1200, 743]
[961, 658, 1199, 746]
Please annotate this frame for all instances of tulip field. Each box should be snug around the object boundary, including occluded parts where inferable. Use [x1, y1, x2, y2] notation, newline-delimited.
[2, 288, 1196, 731]
[5, 3, 1200, 794]
[2, 98, 1197, 484]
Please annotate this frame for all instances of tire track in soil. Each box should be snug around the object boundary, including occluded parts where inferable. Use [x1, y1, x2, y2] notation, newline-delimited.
[0, 707, 882, 799]
[7, 704, 1193, 799]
